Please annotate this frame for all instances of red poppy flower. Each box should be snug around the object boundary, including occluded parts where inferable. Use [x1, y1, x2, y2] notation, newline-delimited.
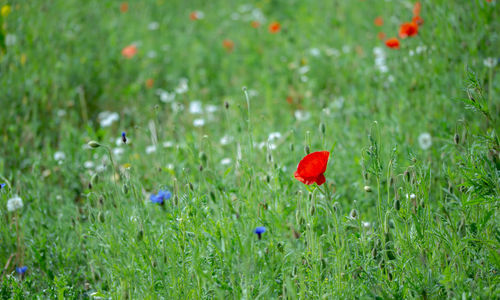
[413, 1, 421, 16]
[412, 15, 423, 25]
[294, 151, 330, 186]
[222, 39, 234, 53]
[190, 11, 203, 21]
[399, 22, 418, 38]
[145, 78, 154, 89]
[374, 17, 383, 27]
[377, 32, 386, 41]
[269, 21, 281, 34]
[120, 2, 128, 13]
[121, 44, 137, 59]
[251, 21, 260, 28]
[385, 38, 400, 49]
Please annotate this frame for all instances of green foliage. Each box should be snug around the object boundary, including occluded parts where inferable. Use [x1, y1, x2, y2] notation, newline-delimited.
[0, 0, 499, 298]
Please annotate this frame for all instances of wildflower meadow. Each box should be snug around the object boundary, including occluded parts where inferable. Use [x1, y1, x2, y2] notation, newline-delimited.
[1, 0, 499, 298]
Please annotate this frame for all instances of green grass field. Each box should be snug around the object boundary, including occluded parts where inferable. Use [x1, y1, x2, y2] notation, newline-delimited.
[1, 0, 499, 298]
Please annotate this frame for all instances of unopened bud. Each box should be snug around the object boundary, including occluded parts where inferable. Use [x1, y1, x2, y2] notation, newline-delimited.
[453, 133, 460, 145]
[224, 101, 229, 109]
[304, 145, 310, 155]
[199, 152, 207, 164]
[364, 185, 372, 192]
[88, 141, 101, 148]
[289, 143, 294, 152]
[319, 122, 326, 135]
[349, 209, 358, 220]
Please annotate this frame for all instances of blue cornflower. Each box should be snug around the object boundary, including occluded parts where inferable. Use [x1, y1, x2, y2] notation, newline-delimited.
[150, 190, 171, 205]
[16, 266, 27, 275]
[122, 131, 127, 144]
[0, 183, 5, 189]
[254, 226, 266, 240]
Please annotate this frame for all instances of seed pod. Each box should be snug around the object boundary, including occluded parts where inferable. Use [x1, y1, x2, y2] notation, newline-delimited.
[304, 145, 310, 155]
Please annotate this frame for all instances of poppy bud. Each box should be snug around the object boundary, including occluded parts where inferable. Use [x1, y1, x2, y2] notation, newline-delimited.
[98, 212, 105, 223]
[188, 182, 194, 191]
[289, 143, 294, 152]
[304, 145, 310, 155]
[224, 101, 229, 109]
[265, 174, 270, 183]
[91, 173, 99, 186]
[88, 141, 101, 148]
[319, 122, 326, 135]
[349, 209, 358, 220]
[199, 152, 208, 164]
[122, 184, 129, 194]
[137, 229, 143, 241]
[404, 170, 411, 182]
[394, 198, 400, 211]
[364, 185, 372, 192]
[198, 164, 203, 172]
[453, 133, 460, 145]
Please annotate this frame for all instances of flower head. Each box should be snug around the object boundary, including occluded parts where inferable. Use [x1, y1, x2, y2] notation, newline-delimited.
[122, 44, 137, 59]
[268, 21, 281, 33]
[385, 38, 400, 49]
[150, 190, 171, 205]
[16, 266, 27, 275]
[374, 17, 383, 27]
[294, 151, 330, 186]
[145, 78, 154, 89]
[120, 2, 128, 13]
[399, 22, 418, 39]
[0, 183, 6, 189]
[1, 5, 11, 17]
[222, 39, 235, 53]
[413, 1, 421, 16]
[412, 15, 424, 26]
[254, 226, 266, 239]
[418, 132, 432, 150]
[7, 196, 23, 212]
[122, 132, 127, 144]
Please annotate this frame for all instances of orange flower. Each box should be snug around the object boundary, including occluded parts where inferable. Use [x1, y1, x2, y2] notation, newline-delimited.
[268, 21, 281, 34]
[374, 17, 383, 27]
[377, 32, 386, 40]
[190, 11, 204, 21]
[399, 22, 418, 38]
[145, 78, 154, 89]
[251, 21, 260, 28]
[121, 44, 137, 59]
[222, 39, 234, 53]
[413, 1, 421, 16]
[412, 15, 423, 25]
[120, 2, 128, 13]
[385, 38, 400, 49]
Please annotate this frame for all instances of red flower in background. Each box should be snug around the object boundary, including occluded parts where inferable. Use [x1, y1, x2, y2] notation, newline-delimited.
[385, 38, 400, 49]
[413, 1, 421, 16]
[190, 11, 204, 21]
[412, 15, 423, 26]
[294, 151, 330, 186]
[121, 44, 137, 59]
[222, 39, 234, 53]
[269, 21, 281, 33]
[399, 22, 418, 38]
[251, 21, 260, 28]
[120, 2, 128, 13]
[377, 32, 386, 41]
[145, 78, 154, 89]
[374, 17, 383, 27]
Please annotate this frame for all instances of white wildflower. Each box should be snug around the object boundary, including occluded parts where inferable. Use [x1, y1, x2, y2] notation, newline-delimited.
[309, 48, 320, 57]
[220, 158, 232, 165]
[5, 34, 16, 46]
[148, 22, 159, 30]
[157, 89, 175, 103]
[220, 135, 233, 145]
[84, 161, 94, 169]
[294, 110, 311, 121]
[418, 132, 432, 150]
[7, 196, 23, 212]
[98, 111, 119, 127]
[145, 145, 157, 154]
[163, 141, 174, 148]
[483, 57, 498, 68]
[193, 118, 205, 127]
[189, 101, 203, 114]
[175, 78, 189, 94]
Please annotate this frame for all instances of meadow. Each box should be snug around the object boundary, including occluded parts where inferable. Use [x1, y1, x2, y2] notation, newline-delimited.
[0, 0, 499, 298]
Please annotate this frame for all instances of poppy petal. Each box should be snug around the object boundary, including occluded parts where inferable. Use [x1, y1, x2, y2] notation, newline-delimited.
[296, 151, 329, 178]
